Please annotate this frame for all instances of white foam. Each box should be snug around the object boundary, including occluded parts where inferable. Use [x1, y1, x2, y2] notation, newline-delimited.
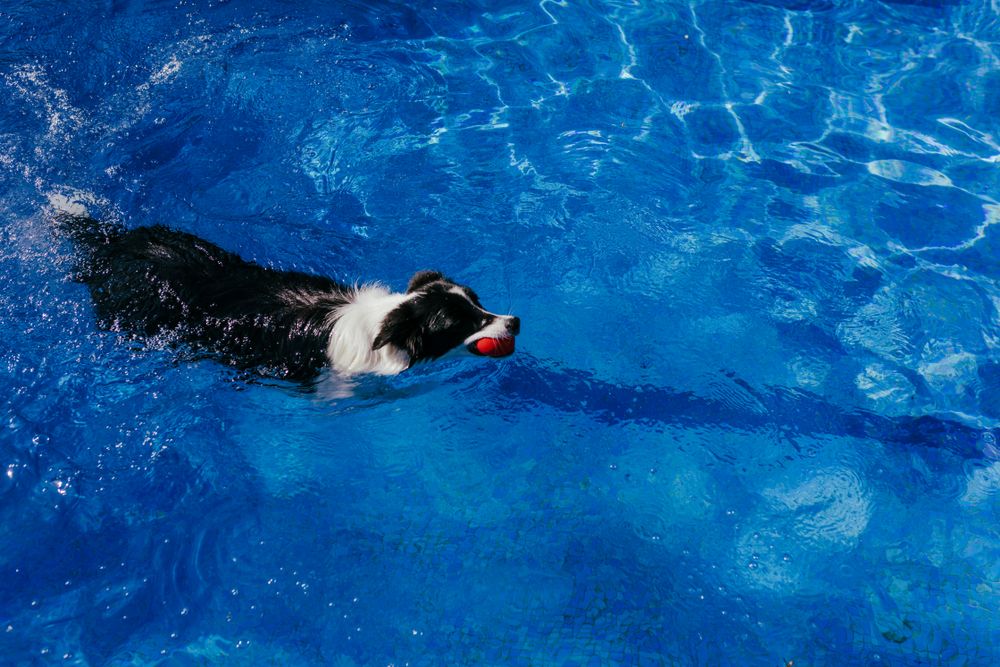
[150, 55, 183, 85]
[45, 191, 89, 217]
[44, 187, 110, 219]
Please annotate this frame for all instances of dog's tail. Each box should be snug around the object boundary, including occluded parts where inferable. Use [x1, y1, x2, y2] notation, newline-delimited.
[46, 191, 124, 248]
[53, 212, 124, 248]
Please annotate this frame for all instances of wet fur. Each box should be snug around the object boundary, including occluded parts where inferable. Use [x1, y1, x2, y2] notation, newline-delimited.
[57, 215, 518, 379]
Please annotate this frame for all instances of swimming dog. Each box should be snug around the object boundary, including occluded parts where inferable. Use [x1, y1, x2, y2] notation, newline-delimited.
[56, 215, 519, 379]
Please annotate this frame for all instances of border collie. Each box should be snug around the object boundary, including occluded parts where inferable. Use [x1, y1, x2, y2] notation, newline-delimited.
[56, 215, 519, 380]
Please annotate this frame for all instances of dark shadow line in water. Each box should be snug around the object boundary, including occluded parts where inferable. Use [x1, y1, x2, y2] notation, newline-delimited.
[480, 355, 985, 459]
[139, 344, 984, 460]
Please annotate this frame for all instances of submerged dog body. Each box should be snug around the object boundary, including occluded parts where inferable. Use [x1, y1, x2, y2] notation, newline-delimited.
[59, 216, 519, 379]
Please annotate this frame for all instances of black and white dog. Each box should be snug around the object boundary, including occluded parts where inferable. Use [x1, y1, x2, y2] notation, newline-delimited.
[57, 215, 519, 380]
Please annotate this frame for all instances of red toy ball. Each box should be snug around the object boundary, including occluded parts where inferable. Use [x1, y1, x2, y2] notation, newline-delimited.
[473, 337, 515, 357]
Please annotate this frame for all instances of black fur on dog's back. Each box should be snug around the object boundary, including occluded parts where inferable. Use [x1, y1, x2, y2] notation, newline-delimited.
[59, 215, 348, 378]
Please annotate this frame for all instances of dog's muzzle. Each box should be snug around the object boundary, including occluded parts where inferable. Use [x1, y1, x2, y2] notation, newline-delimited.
[466, 316, 519, 357]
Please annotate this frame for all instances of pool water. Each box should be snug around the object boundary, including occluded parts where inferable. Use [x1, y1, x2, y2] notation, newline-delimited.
[2, 0, 999, 664]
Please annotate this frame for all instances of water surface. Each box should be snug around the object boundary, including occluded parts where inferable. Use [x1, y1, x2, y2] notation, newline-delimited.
[2, 0, 999, 664]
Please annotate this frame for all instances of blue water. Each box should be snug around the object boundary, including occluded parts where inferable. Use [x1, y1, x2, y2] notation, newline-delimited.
[2, 0, 999, 664]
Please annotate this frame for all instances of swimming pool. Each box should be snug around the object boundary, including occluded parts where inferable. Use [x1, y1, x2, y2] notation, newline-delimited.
[2, 0, 998, 663]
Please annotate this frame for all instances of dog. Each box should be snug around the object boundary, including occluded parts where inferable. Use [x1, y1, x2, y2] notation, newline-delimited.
[56, 215, 519, 380]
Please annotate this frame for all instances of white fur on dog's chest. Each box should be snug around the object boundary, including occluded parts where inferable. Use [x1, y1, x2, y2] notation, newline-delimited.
[325, 285, 412, 376]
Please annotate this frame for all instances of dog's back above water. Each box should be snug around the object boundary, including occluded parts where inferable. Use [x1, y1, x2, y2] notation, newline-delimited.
[56, 215, 519, 380]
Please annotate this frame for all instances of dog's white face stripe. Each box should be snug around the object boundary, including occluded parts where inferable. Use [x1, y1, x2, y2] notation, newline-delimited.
[464, 314, 517, 345]
[449, 285, 516, 344]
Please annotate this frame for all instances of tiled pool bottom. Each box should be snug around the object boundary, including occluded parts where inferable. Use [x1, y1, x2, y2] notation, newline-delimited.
[2, 0, 1000, 664]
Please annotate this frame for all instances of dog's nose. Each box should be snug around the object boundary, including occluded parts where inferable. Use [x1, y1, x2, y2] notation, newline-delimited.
[508, 316, 521, 335]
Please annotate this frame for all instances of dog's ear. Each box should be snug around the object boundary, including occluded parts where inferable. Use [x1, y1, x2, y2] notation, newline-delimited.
[407, 270, 444, 293]
[372, 306, 406, 349]
[372, 303, 423, 358]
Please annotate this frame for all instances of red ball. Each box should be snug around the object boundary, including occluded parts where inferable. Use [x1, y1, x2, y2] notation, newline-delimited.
[475, 337, 515, 357]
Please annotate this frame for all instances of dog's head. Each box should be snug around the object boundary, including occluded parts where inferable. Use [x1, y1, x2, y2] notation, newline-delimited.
[372, 270, 520, 366]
